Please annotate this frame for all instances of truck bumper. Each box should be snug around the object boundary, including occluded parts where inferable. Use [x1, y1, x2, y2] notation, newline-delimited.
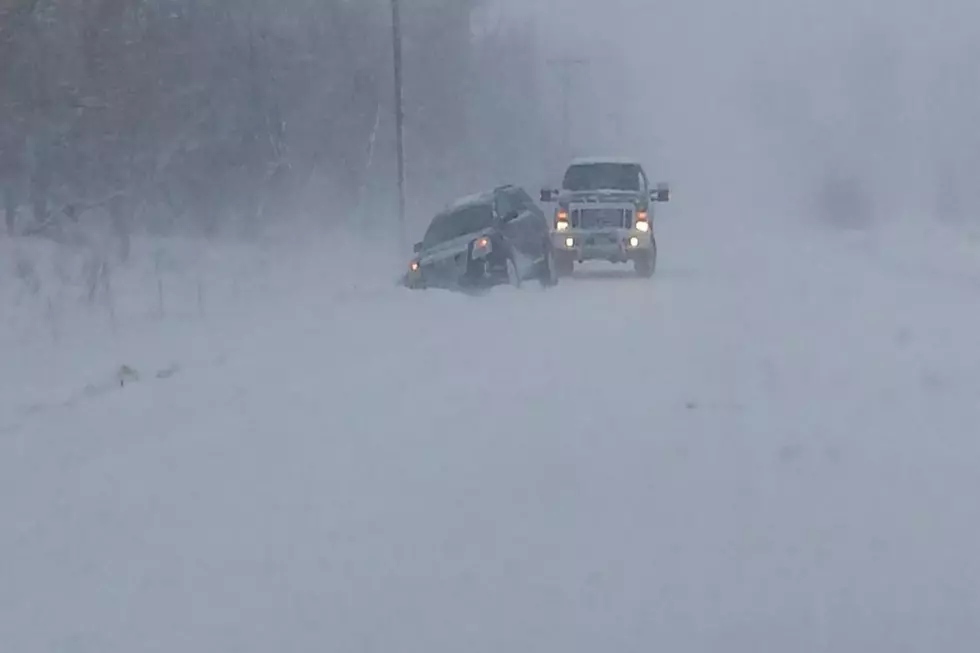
[551, 229, 653, 263]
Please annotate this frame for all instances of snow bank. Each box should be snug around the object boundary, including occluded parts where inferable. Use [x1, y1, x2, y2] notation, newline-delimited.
[1, 226, 407, 429]
[3, 213, 980, 652]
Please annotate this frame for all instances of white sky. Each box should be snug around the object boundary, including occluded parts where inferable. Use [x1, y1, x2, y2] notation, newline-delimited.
[482, 0, 980, 215]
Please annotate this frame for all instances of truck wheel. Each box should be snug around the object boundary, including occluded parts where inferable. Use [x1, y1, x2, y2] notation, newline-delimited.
[634, 239, 657, 278]
[556, 253, 575, 277]
[539, 246, 560, 287]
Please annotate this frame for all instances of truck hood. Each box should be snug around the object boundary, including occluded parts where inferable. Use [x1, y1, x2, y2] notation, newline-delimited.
[558, 189, 643, 205]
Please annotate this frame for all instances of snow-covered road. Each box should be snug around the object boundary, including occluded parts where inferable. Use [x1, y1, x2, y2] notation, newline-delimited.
[4, 212, 980, 652]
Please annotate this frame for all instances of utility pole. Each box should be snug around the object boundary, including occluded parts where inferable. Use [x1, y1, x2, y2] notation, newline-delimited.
[548, 57, 588, 157]
[391, 0, 407, 252]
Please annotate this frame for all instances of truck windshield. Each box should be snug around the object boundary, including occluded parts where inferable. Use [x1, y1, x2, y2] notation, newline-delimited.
[422, 203, 494, 247]
[562, 163, 642, 191]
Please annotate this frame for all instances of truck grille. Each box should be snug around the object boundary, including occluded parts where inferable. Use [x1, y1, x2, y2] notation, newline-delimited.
[572, 207, 633, 229]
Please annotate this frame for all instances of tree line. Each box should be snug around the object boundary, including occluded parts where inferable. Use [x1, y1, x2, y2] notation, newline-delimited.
[0, 0, 559, 248]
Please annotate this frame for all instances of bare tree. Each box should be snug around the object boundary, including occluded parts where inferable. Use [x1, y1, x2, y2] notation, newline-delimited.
[0, 0, 557, 240]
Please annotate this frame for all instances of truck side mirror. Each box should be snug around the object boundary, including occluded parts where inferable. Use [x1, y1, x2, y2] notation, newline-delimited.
[413, 242, 423, 253]
[651, 183, 670, 203]
[540, 189, 558, 202]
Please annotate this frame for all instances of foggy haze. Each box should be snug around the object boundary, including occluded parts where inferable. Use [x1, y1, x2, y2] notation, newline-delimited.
[4, 0, 979, 233]
[507, 0, 980, 222]
[4, 2, 980, 652]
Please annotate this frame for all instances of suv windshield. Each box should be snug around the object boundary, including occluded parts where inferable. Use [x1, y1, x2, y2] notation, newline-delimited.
[562, 163, 642, 191]
[423, 203, 494, 247]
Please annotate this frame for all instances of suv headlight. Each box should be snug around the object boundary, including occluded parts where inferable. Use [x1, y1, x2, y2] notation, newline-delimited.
[472, 236, 493, 259]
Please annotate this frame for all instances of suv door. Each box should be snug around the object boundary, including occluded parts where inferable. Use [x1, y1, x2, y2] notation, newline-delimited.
[497, 188, 543, 274]
[514, 187, 551, 263]
[514, 187, 550, 242]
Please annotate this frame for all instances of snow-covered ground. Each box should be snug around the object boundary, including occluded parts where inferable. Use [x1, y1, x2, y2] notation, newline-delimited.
[3, 207, 980, 652]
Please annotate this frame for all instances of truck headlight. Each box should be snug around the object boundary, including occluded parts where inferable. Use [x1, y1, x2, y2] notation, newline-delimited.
[565, 237, 575, 248]
[556, 219, 569, 232]
[635, 220, 650, 233]
[629, 236, 640, 248]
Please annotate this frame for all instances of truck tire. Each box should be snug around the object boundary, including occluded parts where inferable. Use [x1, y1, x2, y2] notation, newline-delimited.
[634, 238, 657, 278]
[556, 253, 575, 277]
[539, 246, 560, 287]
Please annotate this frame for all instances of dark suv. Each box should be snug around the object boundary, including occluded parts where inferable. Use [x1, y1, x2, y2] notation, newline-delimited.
[405, 185, 559, 291]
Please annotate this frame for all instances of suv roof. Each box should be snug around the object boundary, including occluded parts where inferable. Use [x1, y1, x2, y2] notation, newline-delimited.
[568, 156, 644, 167]
[445, 191, 494, 211]
[444, 185, 522, 212]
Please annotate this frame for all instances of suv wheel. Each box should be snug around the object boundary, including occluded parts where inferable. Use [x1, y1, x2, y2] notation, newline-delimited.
[506, 257, 522, 288]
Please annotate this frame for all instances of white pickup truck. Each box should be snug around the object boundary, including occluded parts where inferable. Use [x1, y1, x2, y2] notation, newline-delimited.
[540, 157, 670, 277]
